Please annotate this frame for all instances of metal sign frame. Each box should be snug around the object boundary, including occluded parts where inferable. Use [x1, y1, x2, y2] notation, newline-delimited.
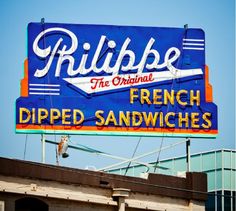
[15, 22, 218, 138]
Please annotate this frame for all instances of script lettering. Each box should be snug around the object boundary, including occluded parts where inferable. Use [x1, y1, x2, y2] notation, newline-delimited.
[33, 27, 183, 77]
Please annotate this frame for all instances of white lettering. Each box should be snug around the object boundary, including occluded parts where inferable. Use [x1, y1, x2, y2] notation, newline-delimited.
[32, 27, 192, 79]
[33, 27, 78, 77]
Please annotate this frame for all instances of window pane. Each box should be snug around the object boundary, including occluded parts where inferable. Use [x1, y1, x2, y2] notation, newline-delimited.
[216, 170, 222, 189]
[216, 151, 222, 169]
[232, 170, 236, 190]
[224, 191, 231, 211]
[174, 158, 186, 172]
[191, 155, 201, 172]
[207, 171, 215, 191]
[223, 151, 231, 169]
[202, 153, 215, 171]
[205, 192, 215, 211]
[233, 191, 235, 211]
[232, 152, 235, 169]
[217, 190, 222, 211]
[224, 170, 231, 190]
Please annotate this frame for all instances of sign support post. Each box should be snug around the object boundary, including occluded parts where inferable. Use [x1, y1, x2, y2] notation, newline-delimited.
[185, 23, 191, 173]
[41, 134, 46, 163]
[186, 138, 191, 172]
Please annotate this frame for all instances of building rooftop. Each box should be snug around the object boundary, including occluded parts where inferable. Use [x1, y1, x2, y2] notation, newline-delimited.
[0, 156, 207, 201]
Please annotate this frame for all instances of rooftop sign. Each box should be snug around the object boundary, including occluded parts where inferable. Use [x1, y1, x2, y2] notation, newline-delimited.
[16, 22, 218, 138]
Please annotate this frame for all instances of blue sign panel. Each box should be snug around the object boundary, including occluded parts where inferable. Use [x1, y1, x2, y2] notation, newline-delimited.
[16, 22, 218, 138]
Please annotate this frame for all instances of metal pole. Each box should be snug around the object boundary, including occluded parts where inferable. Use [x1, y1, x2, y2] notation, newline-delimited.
[186, 138, 191, 172]
[40, 18, 46, 164]
[41, 134, 46, 163]
[184, 23, 190, 172]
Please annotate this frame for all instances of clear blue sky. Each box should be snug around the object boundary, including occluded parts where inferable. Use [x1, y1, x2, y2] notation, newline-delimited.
[0, 0, 235, 170]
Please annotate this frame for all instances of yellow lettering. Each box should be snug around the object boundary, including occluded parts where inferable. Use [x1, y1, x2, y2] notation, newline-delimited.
[130, 88, 138, 104]
[132, 111, 142, 126]
[202, 112, 212, 128]
[95, 110, 105, 126]
[19, 107, 31, 124]
[159, 112, 164, 127]
[31, 108, 35, 124]
[191, 112, 200, 128]
[153, 89, 162, 105]
[50, 109, 61, 124]
[38, 108, 48, 124]
[119, 111, 130, 126]
[141, 89, 151, 104]
[165, 112, 175, 127]
[73, 110, 84, 125]
[164, 90, 174, 105]
[178, 112, 189, 127]
[62, 109, 71, 124]
[190, 90, 200, 106]
[105, 111, 118, 126]
[142, 112, 158, 127]
[176, 90, 188, 106]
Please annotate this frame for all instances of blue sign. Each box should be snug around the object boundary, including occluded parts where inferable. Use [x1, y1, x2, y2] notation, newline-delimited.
[16, 22, 218, 138]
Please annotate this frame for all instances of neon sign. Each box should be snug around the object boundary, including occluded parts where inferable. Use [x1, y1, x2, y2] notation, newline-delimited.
[15, 22, 218, 138]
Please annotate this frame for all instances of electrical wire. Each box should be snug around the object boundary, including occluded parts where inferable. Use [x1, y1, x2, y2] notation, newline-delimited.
[153, 25, 189, 172]
[124, 136, 142, 175]
[99, 138, 188, 171]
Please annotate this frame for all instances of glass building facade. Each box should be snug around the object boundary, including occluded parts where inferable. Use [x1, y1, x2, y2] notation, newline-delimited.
[108, 149, 235, 211]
